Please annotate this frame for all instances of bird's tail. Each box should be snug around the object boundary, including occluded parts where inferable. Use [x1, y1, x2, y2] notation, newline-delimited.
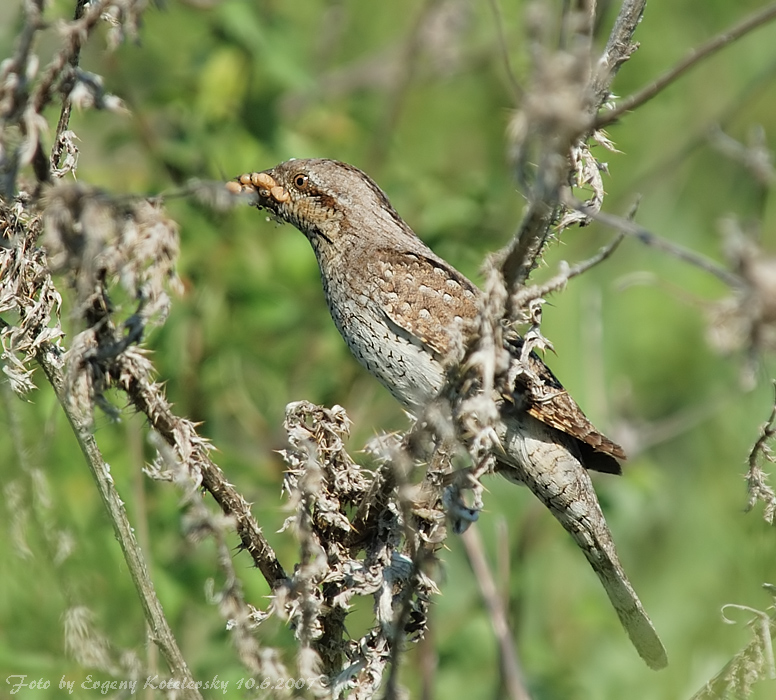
[577, 526, 668, 670]
[498, 417, 668, 670]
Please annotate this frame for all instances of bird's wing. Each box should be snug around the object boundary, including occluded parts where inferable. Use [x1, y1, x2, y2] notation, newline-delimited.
[505, 336, 626, 466]
[367, 248, 479, 359]
[367, 250, 625, 467]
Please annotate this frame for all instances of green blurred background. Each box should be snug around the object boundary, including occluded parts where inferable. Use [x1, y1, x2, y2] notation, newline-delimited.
[2, 0, 776, 698]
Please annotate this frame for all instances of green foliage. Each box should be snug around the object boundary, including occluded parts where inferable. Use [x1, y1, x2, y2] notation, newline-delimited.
[2, 0, 776, 698]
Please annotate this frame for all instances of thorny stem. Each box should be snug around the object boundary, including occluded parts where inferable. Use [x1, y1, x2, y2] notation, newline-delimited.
[590, 0, 646, 104]
[383, 554, 425, 700]
[23, 0, 118, 187]
[382, 460, 427, 700]
[501, 199, 558, 303]
[501, 0, 647, 310]
[377, 437, 452, 699]
[347, 465, 397, 551]
[510, 231, 624, 311]
[33, 341, 202, 700]
[596, 2, 776, 129]
[747, 383, 776, 473]
[0, 0, 46, 196]
[2, 0, 45, 121]
[119, 365, 288, 589]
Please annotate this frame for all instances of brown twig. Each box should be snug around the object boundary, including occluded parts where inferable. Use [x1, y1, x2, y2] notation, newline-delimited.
[31, 0, 117, 115]
[23, 0, 120, 186]
[0, 0, 46, 195]
[1, 0, 45, 121]
[590, 0, 647, 104]
[118, 363, 288, 589]
[596, 2, 776, 129]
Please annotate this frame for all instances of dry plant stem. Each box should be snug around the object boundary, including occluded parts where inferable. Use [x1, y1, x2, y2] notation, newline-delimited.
[560, 0, 595, 53]
[747, 384, 776, 469]
[0, 0, 46, 195]
[34, 343, 202, 700]
[382, 464, 430, 700]
[31, 0, 118, 115]
[462, 526, 531, 700]
[596, 2, 776, 129]
[383, 569, 418, 700]
[510, 232, 624, 311]
[501, 0, 646, 304]
[689, 603, 776, 700]
[50, 0, 92, 175]
[590, 0, 646, 104]
[745, 382, 776, 524]
[347, 464, 397, 550]
[501, 200, 558, 299]
[23, 0, 119, 186]
[563, 194, 743, 288]
[4, 0, 45, 115]
[118, 364, 288, 589]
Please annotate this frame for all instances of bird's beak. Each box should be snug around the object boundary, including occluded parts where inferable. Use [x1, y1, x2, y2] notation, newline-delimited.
[226, 169, 290, 210]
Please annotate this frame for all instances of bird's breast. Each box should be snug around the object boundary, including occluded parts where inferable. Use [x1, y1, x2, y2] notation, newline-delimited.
[321, 275, 445, 412]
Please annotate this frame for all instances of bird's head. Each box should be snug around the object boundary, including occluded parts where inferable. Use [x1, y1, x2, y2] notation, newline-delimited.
[227, 158, 410, 249]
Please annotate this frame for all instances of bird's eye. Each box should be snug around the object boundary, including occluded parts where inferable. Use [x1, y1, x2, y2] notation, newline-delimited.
[293, 173, 308, 190]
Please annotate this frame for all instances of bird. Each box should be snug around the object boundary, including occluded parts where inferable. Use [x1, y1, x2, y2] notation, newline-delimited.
[226, 158, 668, 670]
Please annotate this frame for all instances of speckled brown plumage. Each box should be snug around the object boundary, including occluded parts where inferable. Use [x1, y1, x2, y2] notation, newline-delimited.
[228, 158, 667, 670]
[228, 159, 623, 470]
